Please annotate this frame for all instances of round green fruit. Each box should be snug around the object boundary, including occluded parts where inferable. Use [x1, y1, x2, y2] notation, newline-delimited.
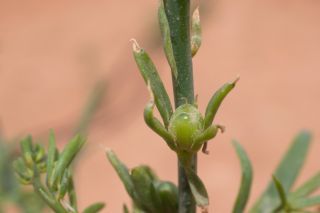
[168, 104, 204, 151]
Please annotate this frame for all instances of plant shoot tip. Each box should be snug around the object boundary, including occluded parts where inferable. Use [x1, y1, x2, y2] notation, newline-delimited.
[193, 7, 200, 19]
[130, 38, 141, 52]
[233, 76, 240, 85]
[98, 144, 112, 153]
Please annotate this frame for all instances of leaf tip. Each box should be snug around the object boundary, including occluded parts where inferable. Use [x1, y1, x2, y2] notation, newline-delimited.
[192, 7, 200, 21]
[130, 38, 142, 53]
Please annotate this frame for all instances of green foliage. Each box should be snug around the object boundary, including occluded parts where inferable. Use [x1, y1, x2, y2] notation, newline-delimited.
[132, 40, 173, 128]
[11, 1, 320, 213]
[158, 0, 178, 78]
[106, 149, 178, 213]
[250, 131, 314, 212]
[83, 203, 105, 213]
[183, 167, 209, 208]
[190, 7, 202, 57]
[232, 141, 253, 213]
[133, 5, 237, 207]
[0, 137, 46, 213]
[13, 133, 105, 213]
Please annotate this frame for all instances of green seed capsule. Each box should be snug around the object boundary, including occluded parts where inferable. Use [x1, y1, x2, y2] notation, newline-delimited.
[168, 104, 204, 152]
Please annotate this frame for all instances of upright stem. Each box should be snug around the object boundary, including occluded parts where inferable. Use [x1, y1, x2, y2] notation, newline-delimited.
[163, 1, 196, 212]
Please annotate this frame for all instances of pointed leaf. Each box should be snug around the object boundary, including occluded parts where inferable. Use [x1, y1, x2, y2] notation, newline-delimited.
[20, 136, 34, 166]
[50, 135, 85, 187]
[204, 79, 238, 128]
[155, 181, 178, 213]
[250, 131, 312, 213]
[132, 40, 173, 128]
[83, 202, 105, 213]
[106, 149, 136, 199]
[46, 130, 58, 187]
[191, 7, 202, 57]
[291, 196, 320, 209]
[290, 172, 320, 199]
[131, 166, 157, 212]
[158, 1, 178, 78]
[232, 141, 253, 213]
[272, 175, 290, 212]
[185, 167, 209, 207]
[68, 174, 78, 211]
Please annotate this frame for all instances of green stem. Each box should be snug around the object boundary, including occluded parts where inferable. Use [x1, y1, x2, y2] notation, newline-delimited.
[163, 1, 196, 212]
[33, 177, 67, 213]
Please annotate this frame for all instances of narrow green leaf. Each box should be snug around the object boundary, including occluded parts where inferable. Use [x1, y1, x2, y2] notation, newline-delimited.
[250, 131, 312, 213]
[290, 172, 320, 199]
[272, 175, 290, 212]
[57, 170, 71, 199]
[46, 130, 57, 187]
[13, 158, 33, 184]
[232, 141, 253, 213]
[131, 166, 157, 212]
[34, 144, 46, 163]
[158, 0, 178, 78]
[132, 40, 173, 128]
[20, 136, 34, 166]
[191, 7, 202, 57]
[204, 79, 238, 128]
[291, 196, 320, 209]
[67, 174, 78, 211]
[33, 166, 67, 213]
[50, 135, 85, 188]
[83, 202, 105, 213]
[185, 167, 209, 208]
[106, 149, 136, 199]
[155, 181, 178, 213]
[143, 101, 175, 150]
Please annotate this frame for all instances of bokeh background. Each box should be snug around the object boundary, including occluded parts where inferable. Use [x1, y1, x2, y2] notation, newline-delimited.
[1, 0, 320, 212]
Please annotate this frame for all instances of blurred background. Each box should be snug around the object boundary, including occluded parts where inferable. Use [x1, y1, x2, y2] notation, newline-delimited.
[0, 0, 320, 212]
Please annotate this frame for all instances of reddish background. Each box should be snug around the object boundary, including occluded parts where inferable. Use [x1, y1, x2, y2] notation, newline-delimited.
[1, 0, 319, 212]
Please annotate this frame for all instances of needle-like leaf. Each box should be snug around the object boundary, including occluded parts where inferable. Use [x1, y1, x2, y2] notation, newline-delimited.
[50, 135, 85, 188]
[83, 203, 105, 213]
[232, 141, 253, 213]
[132, 40, 173, 128]
[250, 131, 312, 213]
[106, 149, 136, 199]
[290, 172, 320, 199]
[184, 167, 209, 208]
[204, 79, 238, 128]
[158, 0, 178, 79]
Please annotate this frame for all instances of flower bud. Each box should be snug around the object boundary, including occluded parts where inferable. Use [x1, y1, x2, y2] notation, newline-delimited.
[168, 104, 204, 152]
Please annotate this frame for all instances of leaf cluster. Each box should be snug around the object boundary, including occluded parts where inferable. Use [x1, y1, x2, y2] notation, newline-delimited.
[13, 133, 105, 213]
[107, 150, 178, 213]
